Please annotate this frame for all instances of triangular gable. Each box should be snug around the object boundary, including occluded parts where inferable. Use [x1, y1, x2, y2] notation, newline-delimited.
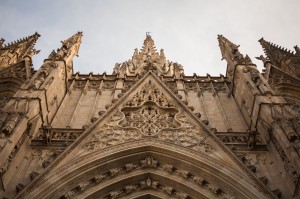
[17, 71, 275, 198]
[55, 71, 238, 166]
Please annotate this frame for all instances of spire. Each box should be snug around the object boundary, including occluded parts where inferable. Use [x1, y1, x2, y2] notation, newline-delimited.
[258, 37, 295, 67]
[218, 35, 252, 64]
[0, 32, 40, 69]
[140, 34, 159, 61]
[218, 35, 253, 77]
[259, 38, 300, 77]
[48, 31, 83, 61]
[115, 34, 183, 77]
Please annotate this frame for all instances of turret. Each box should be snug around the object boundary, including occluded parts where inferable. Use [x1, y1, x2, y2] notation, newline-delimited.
[0, 33, 40, 109]
[0, 32, 40, 69]
[258, 38, 300, 77]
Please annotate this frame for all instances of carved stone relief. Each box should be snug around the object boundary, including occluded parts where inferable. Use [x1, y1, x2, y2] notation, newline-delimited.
[123, 81, 136, 92]
[83, 110, 215, 154]
[30, 148, 63, 169]
[269, 133, 299, 186]
[87, 81, 101, 90]
[29, 62, 57, 90]
[102, 81, 115, 90]
[185, 82, 197, 92]
[83, 80, 215, 154]
[33, 128, 83, 146]
[165, 81, 177, 93]
[125, 80, 174, 108]
[271, 105, 298, 141]
[213, 83, 227, 93]
[61, 155, 235, 199]
[198, 83, 212, 93]
[73, 81, 86, 90]
[120, 103, 180, 136]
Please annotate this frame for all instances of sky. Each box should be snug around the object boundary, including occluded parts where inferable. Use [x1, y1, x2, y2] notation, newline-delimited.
[0, 0, 299, 76]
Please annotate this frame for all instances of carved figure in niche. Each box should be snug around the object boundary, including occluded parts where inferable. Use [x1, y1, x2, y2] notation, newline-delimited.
[247, 130, 256, 150]
[43, 126, 52, 145]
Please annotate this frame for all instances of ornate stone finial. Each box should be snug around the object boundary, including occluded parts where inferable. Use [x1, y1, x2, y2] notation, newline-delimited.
[113, 34, 184, 77]
[218, 35, 251, 77]
[259, 37, 294, 66]
[259, 37, 300, 77]
[48, 32, 83, 60]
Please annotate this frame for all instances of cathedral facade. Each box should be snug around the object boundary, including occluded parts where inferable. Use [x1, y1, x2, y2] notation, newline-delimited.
[0, 32, 299, 199]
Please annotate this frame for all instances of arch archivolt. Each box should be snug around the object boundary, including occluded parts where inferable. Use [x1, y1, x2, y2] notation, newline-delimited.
[24, 141, 266, 199]
[61, 155, 235, 199]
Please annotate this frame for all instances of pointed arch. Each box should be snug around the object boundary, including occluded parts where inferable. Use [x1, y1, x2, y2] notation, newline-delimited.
[23, 140, 267, 199]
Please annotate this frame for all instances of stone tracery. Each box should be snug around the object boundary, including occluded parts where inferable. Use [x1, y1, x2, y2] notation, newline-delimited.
[83, 79, 215, 154]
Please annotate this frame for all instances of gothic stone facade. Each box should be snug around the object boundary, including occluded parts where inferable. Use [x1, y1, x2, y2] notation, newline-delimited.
[0, 32, 299, 199]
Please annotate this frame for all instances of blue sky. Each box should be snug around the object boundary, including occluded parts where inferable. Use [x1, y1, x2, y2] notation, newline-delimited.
[1, 0, 300, 75]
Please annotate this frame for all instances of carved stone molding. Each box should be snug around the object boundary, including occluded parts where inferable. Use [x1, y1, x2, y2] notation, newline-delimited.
[60, 155, 235, 199]
[31, 128, 84, 147]
[87, 81, 101, 90]
[102, 81, 115, 90]
[165, 81, 177, 93]
[125, 80, 174, 108]
[82, 110, 215, 154]
[72, 80, 86, 90]
[83, 79, 215, 154]
[120, 102, 180, 136]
